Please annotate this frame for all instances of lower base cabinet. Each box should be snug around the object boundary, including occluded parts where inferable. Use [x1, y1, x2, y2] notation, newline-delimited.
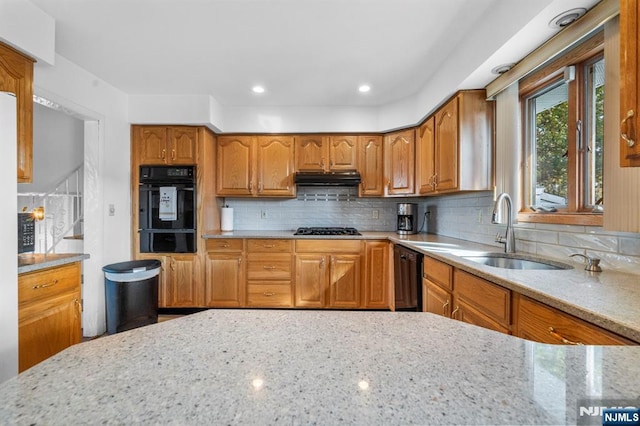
[138, 254, 201, 308]
[204, 239, 245, 307]
[18, 262, 82, 372]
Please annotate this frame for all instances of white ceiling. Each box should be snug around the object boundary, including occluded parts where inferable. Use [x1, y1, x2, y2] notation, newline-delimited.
[29, 0, 601, 108]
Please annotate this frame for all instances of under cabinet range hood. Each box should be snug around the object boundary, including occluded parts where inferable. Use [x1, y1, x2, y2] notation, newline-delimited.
[294, 170, 361, 186]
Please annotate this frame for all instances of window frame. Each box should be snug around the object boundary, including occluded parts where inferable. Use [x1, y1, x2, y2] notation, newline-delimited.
[518, 30, 605, 226]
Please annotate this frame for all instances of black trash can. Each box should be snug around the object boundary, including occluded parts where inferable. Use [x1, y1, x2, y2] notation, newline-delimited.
[102, 260, 161, 335]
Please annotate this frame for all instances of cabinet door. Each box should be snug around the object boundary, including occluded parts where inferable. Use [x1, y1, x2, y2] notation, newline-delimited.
[364, 241, 388, 308]
[454, 298, 510, 334]
[217, 136, 254, 196]
[166, 254, 200, 307]
[423, 279, 451, 317]
[0, 42, 34, 182]
[329, 136, 358, 170]
[169, 127, 198, 165]
[328, 254, 361, 308]
[416, 117, 436, 195]
[620, 0, 640, 166]
[256, 136, 295, 197]
[295, 135, 328, 171]
[384, 129, 415, 195]
[295, 254, 327, 307]
[136, 126, 169, 165]
[434, 98, 459, 192]
[19, 292, 81, 372]
[205, 253, 245, 307]
[358, 135, 384, 197]
[136, 254, 169, 307]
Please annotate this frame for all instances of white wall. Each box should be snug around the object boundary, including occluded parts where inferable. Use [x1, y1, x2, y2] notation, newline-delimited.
[0, 0, 55, 65]
[18, 102, 83, 194]
[0, 93, 18, 382]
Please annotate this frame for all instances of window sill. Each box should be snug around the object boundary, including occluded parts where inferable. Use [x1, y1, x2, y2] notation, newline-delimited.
[517, 212, 603, 226]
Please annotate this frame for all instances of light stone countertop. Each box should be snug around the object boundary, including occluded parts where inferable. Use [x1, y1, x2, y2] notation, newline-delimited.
[0, 309, 637, 425]
[203, 231, 640, 342]
[17, 253, 90, 274]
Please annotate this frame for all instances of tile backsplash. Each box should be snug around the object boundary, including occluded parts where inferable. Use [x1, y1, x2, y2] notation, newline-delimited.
[225, 188, 640, 274]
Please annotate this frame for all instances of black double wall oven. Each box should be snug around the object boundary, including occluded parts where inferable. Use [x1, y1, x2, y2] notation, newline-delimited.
[139, 165, 196, 253]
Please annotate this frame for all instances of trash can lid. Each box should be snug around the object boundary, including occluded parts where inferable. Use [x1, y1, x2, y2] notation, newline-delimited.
[102, 259, 161, 274]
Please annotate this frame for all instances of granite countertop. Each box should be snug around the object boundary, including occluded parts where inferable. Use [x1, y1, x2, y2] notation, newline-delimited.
[202, 230, 393, 240]
[18, 253, 90, 274]
[0, 309, 637, 425]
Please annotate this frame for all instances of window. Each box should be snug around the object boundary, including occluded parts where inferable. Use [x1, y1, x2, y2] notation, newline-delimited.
[521, 35, 604, 225]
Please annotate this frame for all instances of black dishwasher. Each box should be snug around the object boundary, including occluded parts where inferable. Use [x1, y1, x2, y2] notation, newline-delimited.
[393, 245, 423, 311]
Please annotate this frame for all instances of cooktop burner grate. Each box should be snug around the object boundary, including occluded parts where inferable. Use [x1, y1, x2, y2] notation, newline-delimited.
[293, 227, 361, 236]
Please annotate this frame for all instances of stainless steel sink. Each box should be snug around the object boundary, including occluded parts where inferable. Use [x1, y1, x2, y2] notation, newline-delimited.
[461, 253, 573, 270]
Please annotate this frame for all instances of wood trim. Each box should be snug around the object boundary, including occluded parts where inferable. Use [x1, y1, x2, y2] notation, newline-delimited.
[486, 0, 618, 98]
[517, 212, 603, 226]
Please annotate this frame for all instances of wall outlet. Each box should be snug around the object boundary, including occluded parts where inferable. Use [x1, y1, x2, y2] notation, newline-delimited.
[372, 209, 379, 219]
[108, 204, 115, 216]
[261, 210, 268, 219]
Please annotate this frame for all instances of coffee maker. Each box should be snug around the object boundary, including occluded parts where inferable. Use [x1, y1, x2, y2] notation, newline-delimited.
[396, 203, 419, 234]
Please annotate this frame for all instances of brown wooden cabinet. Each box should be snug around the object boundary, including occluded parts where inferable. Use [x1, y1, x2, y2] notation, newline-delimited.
[363, 241, 390, 309]
[384, 129, 415, 196]
[134, 126, 198, 165]
[295, 240, 363, 308]
[204, 239, 245, 307]
[514, 294, 634, 345]
[246, 239, 293, 307]
[18, 262, 82, 372]
[217, 135, 295, 197]
[416, 91, 493, 195]
[358, 135, 384, 197]
[0, 42, 35, 182]
[145, 254, 202, 308]
[422, 256, 511, 334]
[294, 135, 358, 172]
[620, 0, 640, 166]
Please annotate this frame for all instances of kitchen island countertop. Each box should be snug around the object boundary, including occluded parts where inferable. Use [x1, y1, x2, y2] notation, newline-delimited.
[0, 309, 637, 425]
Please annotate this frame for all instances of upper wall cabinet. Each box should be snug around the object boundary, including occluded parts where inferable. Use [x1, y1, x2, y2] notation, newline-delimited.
[416, 90, 493, 195]
[384, 129, 415, 196]
[358, 135, 384, 197]
[294, 135, 358, 171]
[0, 42, 35, 183]
[217, 135, 295, 197]
[134, 126, 198, 165]
[620, 0, 640, 166]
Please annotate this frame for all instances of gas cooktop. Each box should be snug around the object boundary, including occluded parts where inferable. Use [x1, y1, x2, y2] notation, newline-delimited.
[293, 227, 361, 236]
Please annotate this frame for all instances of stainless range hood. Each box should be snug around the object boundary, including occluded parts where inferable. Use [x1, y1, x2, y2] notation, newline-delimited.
[294, 170, 361, 186]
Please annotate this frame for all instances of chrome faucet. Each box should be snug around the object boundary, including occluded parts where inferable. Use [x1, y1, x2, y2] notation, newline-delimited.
[492, 192, 516, 253]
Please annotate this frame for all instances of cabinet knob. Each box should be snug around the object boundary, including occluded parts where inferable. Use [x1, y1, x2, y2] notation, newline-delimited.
[621, 109, 635, 147]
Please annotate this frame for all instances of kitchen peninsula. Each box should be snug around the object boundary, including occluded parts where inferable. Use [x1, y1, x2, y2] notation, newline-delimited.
[0, 309, 637, 424]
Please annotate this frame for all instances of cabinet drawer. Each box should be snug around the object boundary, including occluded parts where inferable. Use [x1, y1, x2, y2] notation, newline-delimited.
[19, 262, 81, 305]
[423, 256, 453, 290]
[295, 239, 361, 253]
[515, 295, 635, 345]
[247, 254, 292, 280]
[206, 239, 243, 251]
[247, 283, 292, 307]
[454, 270, 510, 326]
[247, 239, 293, 253]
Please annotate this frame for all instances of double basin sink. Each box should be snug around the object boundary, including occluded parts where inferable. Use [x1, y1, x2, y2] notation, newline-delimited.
[407, 242, 573, 270]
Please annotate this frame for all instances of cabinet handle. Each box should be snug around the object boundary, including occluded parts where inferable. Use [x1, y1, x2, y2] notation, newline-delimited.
[161, 149, 166, 160]
[222, 243, 230, 248]
[263, 265, 276, 270]
[263, 292, 276, 297]
[433, 174, 438, 188]
[330, 160, 334, 167]
[320, 159, 325, 169]
[451, 306, 459, 319]
[32, 279, 58, 290]
[170, 261, 175, 271]
[621, 109, 635, 147]
[171, 149, 176, 160]
[75, 298, 83, 312]
[320, 258, 325, 268]
[249, 181, 254, 193]
[263, 244, 274, 248]
[238, 257, 242, 266]
[442, 300, 449, 315]
[547, 327, 584, 345]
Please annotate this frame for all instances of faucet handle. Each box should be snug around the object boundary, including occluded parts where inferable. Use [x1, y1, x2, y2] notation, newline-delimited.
[570, 253, 602, 272]
[495, 233, 505, 244]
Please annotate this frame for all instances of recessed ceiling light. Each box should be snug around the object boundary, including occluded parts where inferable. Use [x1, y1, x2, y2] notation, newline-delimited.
[358, 85, 371, 93]
[491, 63, 515, 75]
[252, 85, 265, 94]
[549, 8, 587, 29]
